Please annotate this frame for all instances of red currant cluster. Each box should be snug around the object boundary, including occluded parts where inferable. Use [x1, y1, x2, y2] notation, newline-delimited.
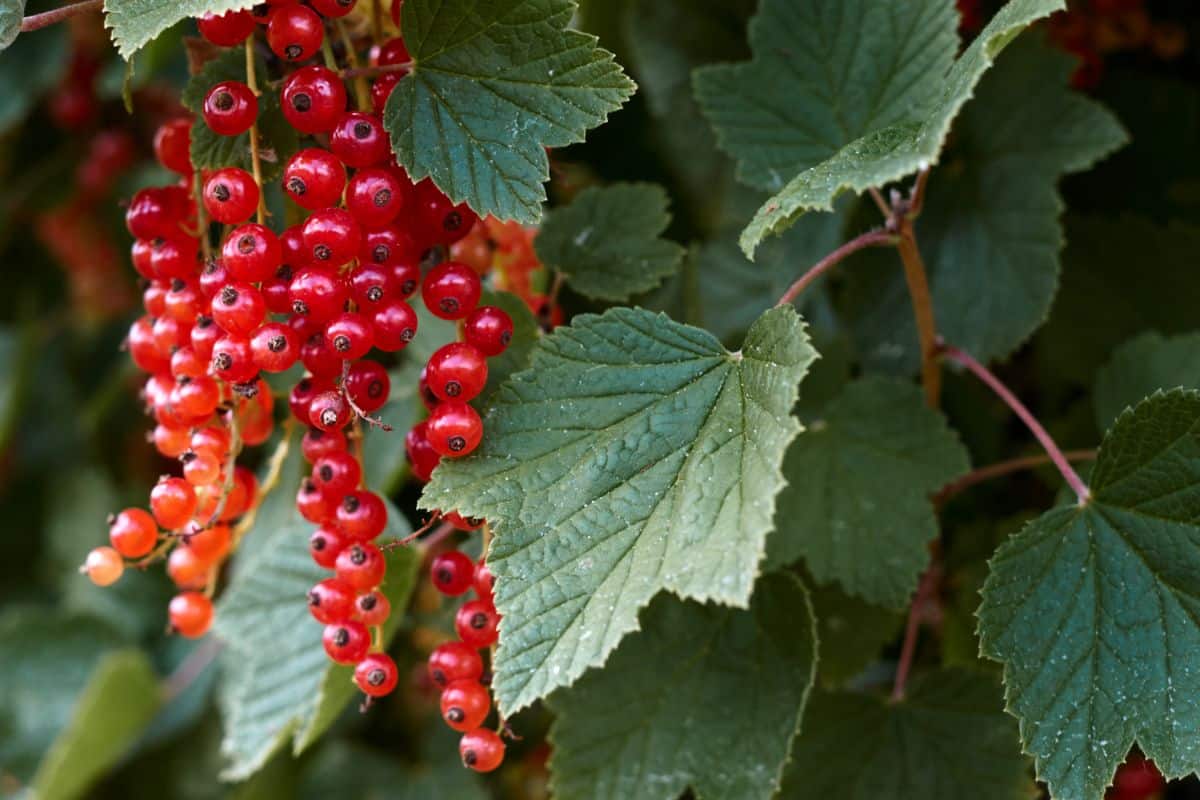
[425, 545, 506, 773]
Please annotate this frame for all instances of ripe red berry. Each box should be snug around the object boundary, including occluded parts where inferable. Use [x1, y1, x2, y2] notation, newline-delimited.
[300, 331, 345, 379]
[330, 112, 389, 167]
[348, 263, 396, 309]
[289, 266, 347, 323]
[164, 280, 202, 324]
[309, 390, 351, 432]
[324, 312, 374, 360]
[183, 523, 232, 562]
[415, 180, 478, 245]
[422, 261, 481, 320]
[311, 0, 356, 18]
[376, 36, 410, 66]
[85, 547, 125, 586]
[169, 591, 214, 638]
[212, 282, 266, 336]
[430, 550, 475, 596]
[197, 9, 256, 46]
[171, 376, 222, 423]
[354, 652, 399, 697]
[405, 421, 441, 482]
[203, 81, 258, 136]
[282, 66, 347, 134]
[346, 168, 404, 228]
[126, 187, 183, 240]
[182, 448, 222, 485]
[322, 621, 371, 663]
[312, 451, 362, 498]
[344, 360, 390, 413]
[266, 4, 323, 62]
[354, 589, 390, 625]
[427, 402, 484, 458]
[297, 478, 334, 523]
[150, 235, 201, 282]
[441, 679, 491, 732]
[371, 299, 418, 352]
[250, 322, 300, 372]
[154, 424, 191, 458]
[302, 426, 347, 462]
[428, 641, 483, 687]
[166, 545, 208, 589]
[283, 147, 345, 210]
[459, 728, 505, 773]
[361, 225, 421, 268]
[304, 208, 362, 266]
[154, 118, 193, 175]
[198, 259, 228, 299]
[203, 167, 259, 224]
[465, 306, 514, 356]
[426, 342, 488, 402]
[310, 526, 349, 570]
[370, 72, 401, 115]
[109, 508, 158, 558]
[222, 223, 282, 283]
[336, 490, 387, 540]
[150, 477, 198, 530]
[289, 376, 334, 423]
[211, 334, 258, 384]
[392, 260, 421, 298]
[308, 577, 355, 623]
[455, 599, 500, 648]
[474, 561, 495, 604]
[335, 542, 386, 590]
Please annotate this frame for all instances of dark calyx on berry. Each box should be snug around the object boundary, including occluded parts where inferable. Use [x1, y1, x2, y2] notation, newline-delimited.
[449, 436, 467, 452]
[291, 93, 312, 112]
[365, 667, 387, 686]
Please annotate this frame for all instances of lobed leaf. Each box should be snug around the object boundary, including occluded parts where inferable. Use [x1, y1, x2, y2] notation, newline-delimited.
[105, 0, 253, 58]
[0, 0, 22, 51]
[1094, 332, 1200, 433]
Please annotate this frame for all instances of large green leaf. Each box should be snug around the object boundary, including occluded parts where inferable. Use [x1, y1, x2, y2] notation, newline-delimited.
[768, 377, 969, 607]
[978, 390, 1200, 800]
[535, 183, 685, 302]
[842, 37, 1127, 371]
[421, 306, 817, 713]
[1094, 332, 1200, 433]
[694, 0, 1066, 257]
[384, 0, 635, 223]
[105, 0, 253, 58]
[779, 670, 1031, 799]
[31, 651, 161, 800]
[361, 361, 423, 495]
[548, 573, 816, 800]
[806, 578, 902, 685]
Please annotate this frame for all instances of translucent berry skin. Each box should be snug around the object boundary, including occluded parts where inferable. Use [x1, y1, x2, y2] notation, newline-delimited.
[310, 526, 349, 570]
[266, 4, 323, 62]
[405, 421, 441, 483]
[198, 260, 229, 299]
[154, 118, 193, 175]
[474, 561, 495, 604]
[197, 9, 256, 46]
[289, 376, 334, 423]
[455, 599, 500, 648]
[426, 342, 488, 402]
[415, 180, 479, 246]
[203, 81, 258, 136]
[282, 66, 347, 134]
[211, 333, 258, 384]
[283, 147, 346, 211]
[250, 322, 301, 372]
[422, 261, 481, 321]
[392, 260, 421, 299]
[289, 266, 347, 323]
[431, 548, 475, 594]
[371, 299, 418, 351]
[312, 451, 362, 499]
[150, 235, 200, 281]
[324, 312, 374, 360]
[330, 112, 389, 168]
[308, 577, 355, 624]
[465, 306, 514, 357]
[354, 653, 399, 697]
[361, 225, 421, 269]
[169, 591, 214, 638]
[203, 167, 259, 224]
[85, 546, 125, 586]
[335, 542, 387, 591]
[441, 679, 491, 732]
[308, 390, 350, 432]
[459, 728, 505, 773]
[348, 263, 396, 310]
[300, 332, 344, 378]
[322, 621, 371, 664]
[182, 449, 221, 485]
[302, 426, 347, 462]
[170, 376, 221, 423]
[297, 479, 334, 524]
[427, 402, 484, 458]
[370, 72, 401, 115]
[109, 508, 158, 558]
[428, 642, 483, 687]
[184, 523, 232, 562]
[212, 282, 266, 336]
[346, 168, 404, 228]
[376, 36, 410, 66]
[354, 589, 390, 625]
[311, 0, 356, 18]
[154, 424, 191, 458]
[167, 545, 208, 589]
[304, 208, 362, 266]
[126, 187, 182, 239]
[344, 360, 390, 413]
[336, 490, 388, 540]
[223, 223, 282, 283]
[150, 477, 198, 531]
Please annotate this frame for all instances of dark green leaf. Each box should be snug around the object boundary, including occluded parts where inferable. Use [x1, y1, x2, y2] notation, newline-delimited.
[299, 740, 487, 800]
[1095, 332, 1200, 433]
[0, 0, 22, 51]
[361, 361, 422, 494]
[806, 578, 902, 685]
[0, 25, 68, 133]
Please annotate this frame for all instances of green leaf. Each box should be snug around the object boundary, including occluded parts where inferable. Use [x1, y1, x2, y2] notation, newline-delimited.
[0, 24, 67, 133]
[421, 306, 817, 713]
[361, 361, 423, 494]
[767, 377, 969, 607]
[548, 573, 816, 800]
[806, 578, 902, 685]
[0, 0, 22, 51]
[842, 36, 1127, 371]
[215, 444, 419, 780]
[535, 183, 685, 302]
[695, 0, 1066, 258]
[384, 0, 635, 223]
[779, 670, 1031, 799]
[104, 0, 253, 58]
[299, 740, 487, 800]
[1095, 333, 1200, 434]
[31, 651, 161, 800]
[978, 389, 1200, 800]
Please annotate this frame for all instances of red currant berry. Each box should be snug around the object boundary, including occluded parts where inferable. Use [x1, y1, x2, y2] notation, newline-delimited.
[126, 187, 183, 239]
[211, 334, 258, 383]
[183, 523, 232, 562]
[376, 36, 410, 66]
[222, 223, 282, 283]
[405, 421, 441, 482]
[361, 225, 421, 267]
[212, 282, 266, 336]
[127, 317, 168, 374]
[465, 306, 514, 357]
[329, 112, 389, 167]
[309, 390, 351, 431]
[150, 236, 201, 282]
[164, 280, 202, 323]
[335, 542, 386, 590]
[170, 592, 214, 638]
[250, 322, 301, 372]
[310, 0, 356, 18]
[312, 450, 362, 498]
[197, 9, 256, 46]
[266, 4, 323, 62]
[322, 620, 370, 663]
[304, 208, 361, 266]
[191, 316, 220, 362]
[370, 72, 401, 115]
[289, 376, 334, 423]
[426, 342, 488, 402]
[310, 526, 349, 570]
[167, 545, 208, 589]
[203, 167, 259, 224]
[171, 376, 222, 423]
[154, 424, 191, 458]
[427, 402, 483, 458]
[324, 312, 374, 360]
[302, 426, 348, 462]
[346, 168, 404, 228]
[154, 118, 193, 175]
[428, 641, 483, 687]
[344, 360, 390, 413]
[441, 679, 490, 732]
[392, 260, 421, 298]
[422, 261, 481, 320]
[348, 263, 396, 309]
[354, 589, 390, 625]
[354, 652, 399, 698]
[474, 561, 495, 603]
[459, 728, 505, 773]
[415, 180, 478, 245]
[370, 298, 418, 351]
[336, 490, 387, 540]
[283, 147, 345, 210]
[282, 65, 347, 134]
[309, 577, 355, 623]
[150, 477, 198, 530]
[300, 331, 344, 379]
[191, 427, 232, 459]
[85, 547, 124, 586]
[198, 259, 229, 298]
[455, 599, 500, 648]
[109, 508, 158, 558]
[131, 240, 156, 280]
[181, 448, 222, 485]
[297, 478, 334, 523]
[289, 266, 347, 323]
[430, 550, 475, 596]
[203, 81, 258, 136]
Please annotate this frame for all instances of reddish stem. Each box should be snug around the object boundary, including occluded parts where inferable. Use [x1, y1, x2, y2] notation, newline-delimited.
[891, 564, 937, 702]
[934, 449, 1098, 506]
[19, 0, 101, 32]
[775, 229, 897, 308]
[938, 340, 1091, 504]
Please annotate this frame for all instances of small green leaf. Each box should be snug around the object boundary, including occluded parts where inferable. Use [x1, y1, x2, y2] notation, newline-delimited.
[0, 0, 23, 51]
[31, 651, 161, 800]
[1095, 332, 1200, 433]
[695, 0, 1065, 257]
[978, 389, 1200, 800]
[535, 183, 685, 301]
[105, 0, 253, 58]
[549, 573, 816, 800]
[779, 670, 1031, 799]
[768, 377, 969, 607]
[384, 0, 635, 223]
[806, 578, 902, 685]
[421, 306, 817, 713]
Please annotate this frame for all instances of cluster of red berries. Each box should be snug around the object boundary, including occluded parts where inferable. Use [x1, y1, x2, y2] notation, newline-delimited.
[425, 543, 506, 772]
